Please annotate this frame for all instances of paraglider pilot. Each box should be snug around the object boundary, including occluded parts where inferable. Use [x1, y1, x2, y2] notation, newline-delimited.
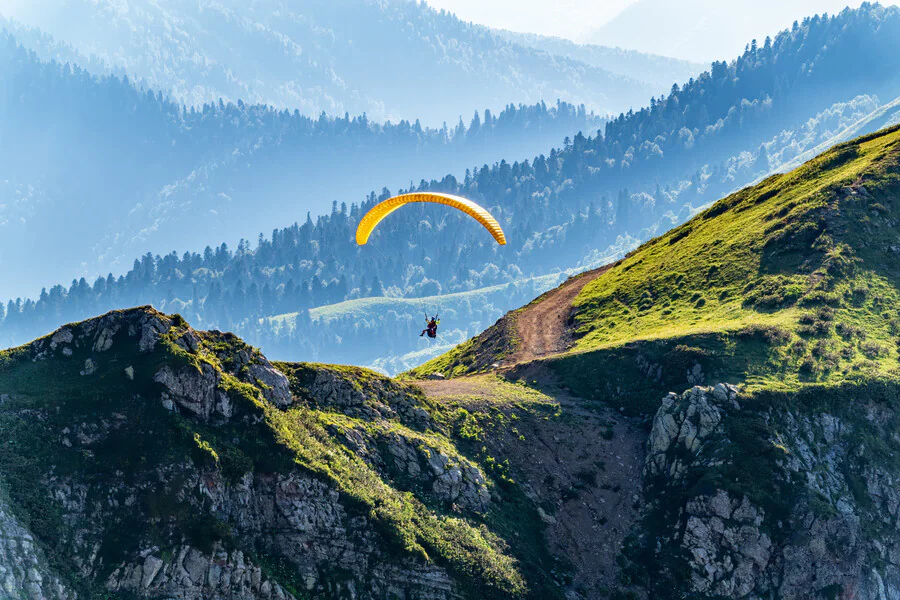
[420, 314, 440, 338]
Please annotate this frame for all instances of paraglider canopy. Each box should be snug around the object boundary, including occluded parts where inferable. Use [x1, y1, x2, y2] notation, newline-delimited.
[355, 192, 507, 246]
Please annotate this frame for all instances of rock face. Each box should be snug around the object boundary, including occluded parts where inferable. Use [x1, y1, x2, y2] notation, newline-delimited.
[0, 494, 74, 599]
[106, 545, 296, 600]
[155, 362, 230, 420]
[380, 429, 491, 512]
[681, 491, 771, 597]
[0, 308, 468, 600]
[638, 383, 900, 599]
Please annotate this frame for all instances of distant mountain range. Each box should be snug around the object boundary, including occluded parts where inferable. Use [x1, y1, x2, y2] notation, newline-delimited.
[3, 4, 900, 373]
[491, 29, 703, 89]
[0, 0, 690, 124]
[586, 0, 882, 61]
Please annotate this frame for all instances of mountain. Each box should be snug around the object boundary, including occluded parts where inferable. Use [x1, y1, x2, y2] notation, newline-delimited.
[585, 0, 887, 61]
[0, 29, 603, 299]
[495, 29, 704, 90]
[0, 0, 660, 125]
[3, 4, 900, 373]
[0, 305, 640, 599]
[6, 125, 900, 600]
[410, 123, 900, 596]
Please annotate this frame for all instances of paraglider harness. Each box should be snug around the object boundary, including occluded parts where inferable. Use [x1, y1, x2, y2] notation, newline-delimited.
[420, 314, 440, 338]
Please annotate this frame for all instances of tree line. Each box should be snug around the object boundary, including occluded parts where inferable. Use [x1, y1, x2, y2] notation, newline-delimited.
[2, 4, 900, 371]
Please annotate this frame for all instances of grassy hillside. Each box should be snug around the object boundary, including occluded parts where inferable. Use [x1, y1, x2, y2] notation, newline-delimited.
[414, 124, 900, 409]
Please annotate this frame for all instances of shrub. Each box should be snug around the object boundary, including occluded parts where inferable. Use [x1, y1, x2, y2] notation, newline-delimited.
[799, 356, 817, 374]
[817, 306, 835, 321]
[860, 341, 888, 359]
[737, 324, 791, 346]
[798, 312, 833, 337]
[798, 290, 843, 307]
[743, 275, 804, 309]
[836, 322, 865, 340]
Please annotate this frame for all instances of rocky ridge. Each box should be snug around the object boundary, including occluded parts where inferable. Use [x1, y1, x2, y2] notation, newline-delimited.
[6, 307, 900, 599]
[0, 308, 508, 599]
[635, 382, 900, 599]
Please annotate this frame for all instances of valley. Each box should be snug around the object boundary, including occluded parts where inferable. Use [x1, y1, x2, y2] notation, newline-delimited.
[2, 121, 900, 599]
[4, 3, 900, 598]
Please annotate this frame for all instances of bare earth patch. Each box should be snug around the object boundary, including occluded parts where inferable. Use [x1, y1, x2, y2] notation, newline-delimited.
[418, 376, 646, 598]
[504, 265, 612, 366]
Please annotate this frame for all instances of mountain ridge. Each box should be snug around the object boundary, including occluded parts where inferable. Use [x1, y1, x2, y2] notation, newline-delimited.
[413, 123, 900, 405]
[0, 0, 660, 124]
[7, 125, 900, 598]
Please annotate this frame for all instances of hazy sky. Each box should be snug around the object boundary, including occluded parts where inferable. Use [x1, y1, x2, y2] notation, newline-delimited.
[424, 0, 634, 41]
[425, 0, 900, 60]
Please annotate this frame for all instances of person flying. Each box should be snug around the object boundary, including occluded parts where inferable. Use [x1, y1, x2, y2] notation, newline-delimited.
[420, 314, 440, 338]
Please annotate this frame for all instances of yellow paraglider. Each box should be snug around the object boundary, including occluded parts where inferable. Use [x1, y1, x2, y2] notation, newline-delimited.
[355, 192, 507, 246]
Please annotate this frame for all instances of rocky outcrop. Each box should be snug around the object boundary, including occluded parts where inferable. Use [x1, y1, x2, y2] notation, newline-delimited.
[381, 430, 491, 512]
[0, 492, 74, 599]
[646, 382, 737, 479]
[107, 545, 296, 599]
[247, 361, 292, 409]
[642, 383, 900, 599]
[31, 306, 173, 362]
[286, 364, 435, 430]
[155, 363, 232, 420]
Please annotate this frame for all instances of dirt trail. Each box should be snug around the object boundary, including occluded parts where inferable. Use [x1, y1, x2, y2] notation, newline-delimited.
[504, 264, 611, 365]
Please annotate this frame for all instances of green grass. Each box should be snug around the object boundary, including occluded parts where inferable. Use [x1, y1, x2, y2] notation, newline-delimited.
[416, 125, 900, 410]
[571, 128, 900, 350]
[562, 125, 900, 398]
[267, 274, 565, 329]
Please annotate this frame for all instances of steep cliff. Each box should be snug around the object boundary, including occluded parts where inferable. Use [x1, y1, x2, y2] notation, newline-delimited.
[0, 308, 538, 599]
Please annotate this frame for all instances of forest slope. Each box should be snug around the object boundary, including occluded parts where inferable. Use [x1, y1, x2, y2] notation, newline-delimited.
[0, 0, 658, 124]
[0, 29, 600, 299]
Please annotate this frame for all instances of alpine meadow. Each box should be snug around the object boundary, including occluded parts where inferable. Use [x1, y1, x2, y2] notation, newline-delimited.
[4, 1, 900, 599]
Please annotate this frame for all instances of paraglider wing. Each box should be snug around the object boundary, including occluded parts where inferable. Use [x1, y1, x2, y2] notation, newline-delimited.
[355, 192, 507, 246]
